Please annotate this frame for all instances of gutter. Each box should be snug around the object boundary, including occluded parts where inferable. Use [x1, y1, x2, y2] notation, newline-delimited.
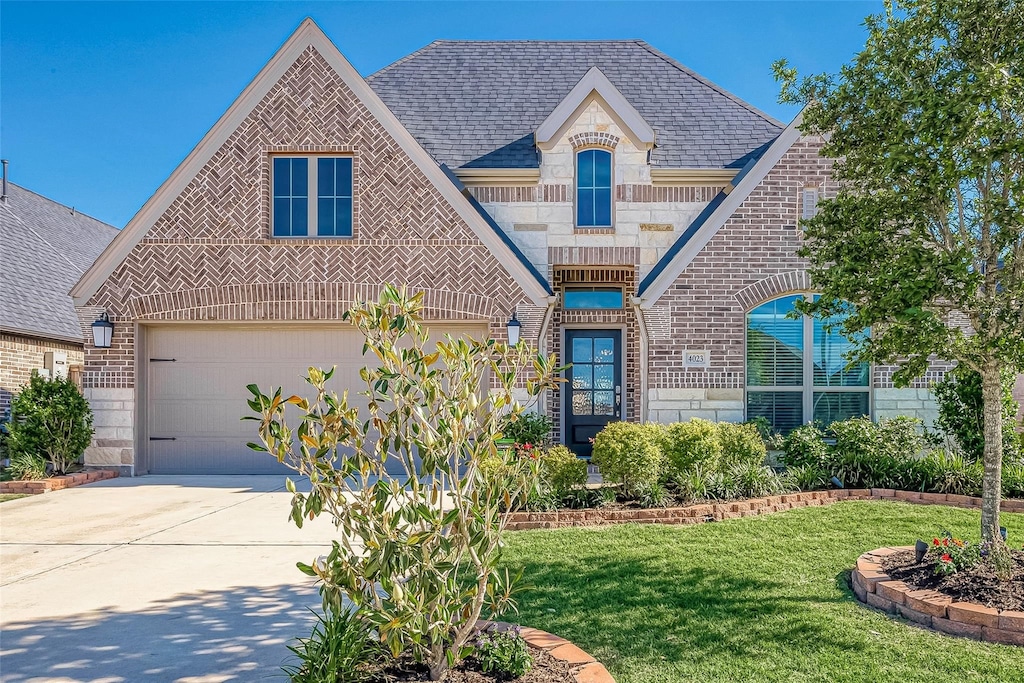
[630, 297, 650, 423]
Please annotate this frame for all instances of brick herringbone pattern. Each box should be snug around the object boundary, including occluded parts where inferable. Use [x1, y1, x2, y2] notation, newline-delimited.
[84, 46, 541, 389]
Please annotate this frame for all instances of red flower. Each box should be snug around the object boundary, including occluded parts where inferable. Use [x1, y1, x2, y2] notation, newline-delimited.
[941, 553, 952, 563]
[933, 539, 940, 546]
[943, 538, 950, 547]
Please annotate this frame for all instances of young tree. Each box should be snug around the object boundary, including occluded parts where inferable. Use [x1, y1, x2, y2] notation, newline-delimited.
[246, 286, 562, 680]
[774, 0, 1023, 541]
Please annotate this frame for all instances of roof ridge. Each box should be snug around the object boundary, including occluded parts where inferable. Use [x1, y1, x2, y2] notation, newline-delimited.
[5, 181, 120, 232]
[366, 40, 443, 82]
[632, 40, 785, 130]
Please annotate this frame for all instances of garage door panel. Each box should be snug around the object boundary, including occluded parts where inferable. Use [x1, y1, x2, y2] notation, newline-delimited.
[145, 323, 486, 474]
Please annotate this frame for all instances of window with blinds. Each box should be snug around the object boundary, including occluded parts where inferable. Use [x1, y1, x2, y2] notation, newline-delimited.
[746, 295, 869, 433]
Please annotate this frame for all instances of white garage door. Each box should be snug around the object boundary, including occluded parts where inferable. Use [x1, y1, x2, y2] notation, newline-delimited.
[144, 323, 487, 474]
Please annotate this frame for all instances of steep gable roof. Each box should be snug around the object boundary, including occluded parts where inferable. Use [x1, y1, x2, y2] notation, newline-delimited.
[637, 111, 805, 305]
[71, 19, 553, 307]
[0, 183, 118, 342]
[367, 40, 783, 170]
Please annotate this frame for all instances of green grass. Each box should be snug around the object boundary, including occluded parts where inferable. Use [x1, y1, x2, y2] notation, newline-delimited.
[499, 501, 1024, 683]
[0, 493, 29, 502]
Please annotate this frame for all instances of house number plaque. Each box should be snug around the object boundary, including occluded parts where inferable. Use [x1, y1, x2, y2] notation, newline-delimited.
[684, 349, 710, 369]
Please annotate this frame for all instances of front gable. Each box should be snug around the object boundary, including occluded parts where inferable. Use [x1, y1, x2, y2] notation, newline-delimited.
[72, 19, 551, 314]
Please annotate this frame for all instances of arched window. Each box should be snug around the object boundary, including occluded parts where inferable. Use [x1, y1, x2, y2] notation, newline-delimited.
[746, 295, 870, 433]
[576, 149, 612, 228]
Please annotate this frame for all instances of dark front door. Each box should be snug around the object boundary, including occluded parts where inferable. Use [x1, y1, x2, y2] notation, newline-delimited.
[565, 330, 622, 457]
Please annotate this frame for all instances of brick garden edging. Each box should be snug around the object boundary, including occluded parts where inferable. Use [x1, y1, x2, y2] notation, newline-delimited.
[505, 489, 1024, 531]
[0, 469, 119, 495]
[852, 546, 1024, 646]
[479, 621, 614, 683]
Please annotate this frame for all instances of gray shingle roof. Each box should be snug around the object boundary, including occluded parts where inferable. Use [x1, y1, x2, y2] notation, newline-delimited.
[367, 40, 784, 170]
[0, 183, 119, 343]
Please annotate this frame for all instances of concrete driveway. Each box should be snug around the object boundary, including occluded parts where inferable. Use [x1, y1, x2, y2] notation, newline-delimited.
[0, 475, 342, 682]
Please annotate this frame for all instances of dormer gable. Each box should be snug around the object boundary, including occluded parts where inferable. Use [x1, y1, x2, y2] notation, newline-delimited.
[535, 67, 656, 153]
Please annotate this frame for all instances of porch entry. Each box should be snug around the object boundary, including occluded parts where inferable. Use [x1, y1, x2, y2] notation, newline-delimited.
[564, 329, 622, 457]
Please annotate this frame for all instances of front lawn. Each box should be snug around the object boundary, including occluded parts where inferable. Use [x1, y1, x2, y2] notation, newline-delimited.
[0, 493, 29, 503]
[500, 501, 1024, 682]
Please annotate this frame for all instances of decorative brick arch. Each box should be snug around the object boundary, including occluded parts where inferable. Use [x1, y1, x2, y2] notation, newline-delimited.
[126, 283, 496, 322]
[568, 132, 620, 150]
[733, 270, 812, 311]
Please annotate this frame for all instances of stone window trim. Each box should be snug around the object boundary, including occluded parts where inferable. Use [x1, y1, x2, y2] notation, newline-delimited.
[264, 148, 360, 240]
[568, 132, 620, 151]
[743, 292, 873, 432]
[574, 147, 615, 230]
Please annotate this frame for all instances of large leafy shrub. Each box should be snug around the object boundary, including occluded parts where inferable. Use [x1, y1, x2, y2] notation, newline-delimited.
[246, 286, 562, 681]
[6, 373, 93, 475]
[778, 424, 830, 469]
[663, 419, 721, 479]
[591, 421, 664, 498]
[718, 421, 768, 468]
[933, 364, 1022, 464]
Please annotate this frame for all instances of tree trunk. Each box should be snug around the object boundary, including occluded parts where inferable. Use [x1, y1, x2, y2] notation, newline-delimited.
[979, 361, 1004, 541]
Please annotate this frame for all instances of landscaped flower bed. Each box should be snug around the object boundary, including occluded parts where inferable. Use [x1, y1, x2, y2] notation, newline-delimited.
[852, 546, 1024, 645]
[380, 623, 613, 683]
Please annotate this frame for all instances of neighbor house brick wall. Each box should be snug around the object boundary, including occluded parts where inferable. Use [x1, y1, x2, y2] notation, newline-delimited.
[80, 45, 539, 471]
[0, 333, 83, 417]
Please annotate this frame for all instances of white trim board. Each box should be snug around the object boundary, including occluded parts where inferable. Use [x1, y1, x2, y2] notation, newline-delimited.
[71, 18, 552, 307]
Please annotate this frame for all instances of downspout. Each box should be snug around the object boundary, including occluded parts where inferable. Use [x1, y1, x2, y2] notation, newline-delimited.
[631, 296, 650, 423]
[535, 296, 558, 417]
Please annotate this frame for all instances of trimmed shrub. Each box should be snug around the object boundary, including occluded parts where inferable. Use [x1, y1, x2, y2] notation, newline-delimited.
[539, 445, 588, 499]
[591, 421, 664, 498]
[779, 424, 830, 469]
[663, 419, 721, 481]
[7, 373, 93, 475]
[718, 421, 768, 468]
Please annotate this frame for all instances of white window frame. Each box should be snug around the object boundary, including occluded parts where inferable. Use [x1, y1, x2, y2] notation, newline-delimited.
[745, 295, 872, 429]
[271, 154, 354, 238]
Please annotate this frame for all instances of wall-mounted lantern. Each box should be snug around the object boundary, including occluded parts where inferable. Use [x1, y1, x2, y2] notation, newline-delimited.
[91, 312, 114, 348]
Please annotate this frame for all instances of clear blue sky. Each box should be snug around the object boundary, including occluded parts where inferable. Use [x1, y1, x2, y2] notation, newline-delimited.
[1, 1, 881, 228]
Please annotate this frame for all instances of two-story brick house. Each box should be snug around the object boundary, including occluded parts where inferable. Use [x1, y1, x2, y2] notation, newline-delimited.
[70, 20, 944, 475]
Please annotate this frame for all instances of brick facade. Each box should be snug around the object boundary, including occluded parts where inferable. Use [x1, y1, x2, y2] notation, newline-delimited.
[0, 333, 84, 417]
[79, 45, 540, 470]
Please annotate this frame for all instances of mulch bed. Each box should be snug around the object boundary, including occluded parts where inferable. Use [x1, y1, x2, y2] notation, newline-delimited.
[378, 646, 575, 682]
[881, 548, 1024, 612]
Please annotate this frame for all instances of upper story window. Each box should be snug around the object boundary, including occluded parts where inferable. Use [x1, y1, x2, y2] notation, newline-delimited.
[746, 295, 870, 434]
[564, 286, 624, 309]
[576, 149, 612, 228]
[272, 156, 353, 238]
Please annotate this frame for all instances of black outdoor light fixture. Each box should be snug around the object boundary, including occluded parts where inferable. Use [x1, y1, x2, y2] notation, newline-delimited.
[915, 539, 929, 564]
[506, 311, 521, 346]
[91, 312, 114, 348]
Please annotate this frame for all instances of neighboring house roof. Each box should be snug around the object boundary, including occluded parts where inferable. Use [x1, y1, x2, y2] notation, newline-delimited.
[367, 40, 784, 170]
[71, 19, 554, 308]
[0, 183, 119, 343]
